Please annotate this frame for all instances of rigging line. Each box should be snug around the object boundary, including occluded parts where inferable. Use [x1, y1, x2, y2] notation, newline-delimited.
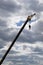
[0, 13, 36, 65]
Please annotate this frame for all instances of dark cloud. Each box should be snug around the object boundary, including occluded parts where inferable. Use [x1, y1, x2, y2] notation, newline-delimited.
[0, 0, 21, 17]
[32, 21, 43, 33]
[0, 39, 7, 49]
[33, 47, 43, 52]
[0, 19, 9, 49]
[0, 28, 16, 41]
[0, 19, 7, 27]
[29, 0, 43, 12]
[18, 0, 43, 13]
[17, 30, 43, 43]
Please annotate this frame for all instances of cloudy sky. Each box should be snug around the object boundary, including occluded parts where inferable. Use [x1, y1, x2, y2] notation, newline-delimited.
[0, 0, 43, 65]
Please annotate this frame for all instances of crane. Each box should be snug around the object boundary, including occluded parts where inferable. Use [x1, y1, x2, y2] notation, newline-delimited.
[0, 13, 36, 65]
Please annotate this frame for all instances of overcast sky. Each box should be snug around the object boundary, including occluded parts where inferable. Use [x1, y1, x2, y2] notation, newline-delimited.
[0, 0, 43, 65]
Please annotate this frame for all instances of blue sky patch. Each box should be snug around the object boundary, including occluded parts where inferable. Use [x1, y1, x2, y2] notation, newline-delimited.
[16, 21, 23, 26]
